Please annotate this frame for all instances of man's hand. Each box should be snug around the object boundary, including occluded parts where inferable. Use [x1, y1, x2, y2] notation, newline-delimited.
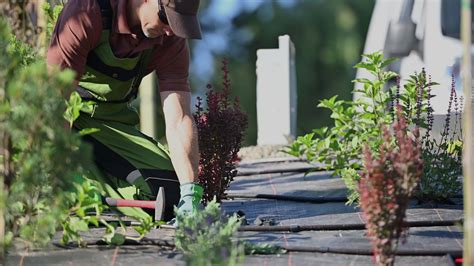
[176, 182, 203, 216]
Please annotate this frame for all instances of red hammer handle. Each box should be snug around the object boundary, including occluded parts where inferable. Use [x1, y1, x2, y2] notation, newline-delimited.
[105, 198, 156, 209]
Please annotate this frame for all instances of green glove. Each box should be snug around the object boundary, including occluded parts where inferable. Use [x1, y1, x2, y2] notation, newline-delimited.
[176, 182, 203, 216]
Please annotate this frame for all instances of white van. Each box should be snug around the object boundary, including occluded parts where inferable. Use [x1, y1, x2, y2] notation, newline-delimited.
[355, 0, 472, 135]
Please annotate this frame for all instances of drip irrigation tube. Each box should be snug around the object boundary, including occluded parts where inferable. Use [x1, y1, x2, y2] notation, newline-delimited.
[227, 193, 463, 205]
[227, 193, 347, 203]
[77, 237, 462, 259]
[236, 166, 317, 176]
[281, 245, 462, 257]
[238, 219, 463, 232]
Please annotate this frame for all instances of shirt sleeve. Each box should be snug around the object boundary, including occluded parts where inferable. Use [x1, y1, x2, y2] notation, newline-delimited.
[46, 0, 101, 79]
[153, 37, 191, 92]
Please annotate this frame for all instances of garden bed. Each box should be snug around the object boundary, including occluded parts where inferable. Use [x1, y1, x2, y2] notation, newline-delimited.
[5, 158, 463, 265]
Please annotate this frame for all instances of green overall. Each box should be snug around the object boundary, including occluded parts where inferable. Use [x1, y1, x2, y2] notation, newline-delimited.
[73, 3, 179, 221]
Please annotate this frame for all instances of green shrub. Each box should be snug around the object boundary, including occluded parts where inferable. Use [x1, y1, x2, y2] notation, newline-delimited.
[0, 16, 126, 250]
[175, 200, 244, 266]
[286, 51, 461, 204]
[359, 109, 423, 265]
[1, 17, 96, 247]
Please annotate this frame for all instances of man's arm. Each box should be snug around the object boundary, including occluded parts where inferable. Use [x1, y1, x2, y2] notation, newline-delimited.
[46, 0, 101, 82]
[160, 90, 199, 184]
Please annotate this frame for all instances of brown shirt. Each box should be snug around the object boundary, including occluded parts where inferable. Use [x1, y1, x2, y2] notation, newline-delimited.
[46, 0, 190, 92]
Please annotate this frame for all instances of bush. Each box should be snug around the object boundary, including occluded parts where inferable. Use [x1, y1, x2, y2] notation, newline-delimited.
[175, 200, 244, 266]
[194, 59, 248, 203]
[359, 109, 423, 265]
[0, 17, 98, 248]
[0, 16, 125, 250]
[286, 51, 462, 204]
[417, 76, 462, 202]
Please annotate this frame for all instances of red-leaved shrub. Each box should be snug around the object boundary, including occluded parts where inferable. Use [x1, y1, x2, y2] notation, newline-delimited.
[359, 108, 423, 266]
[194, 58, 248, 203]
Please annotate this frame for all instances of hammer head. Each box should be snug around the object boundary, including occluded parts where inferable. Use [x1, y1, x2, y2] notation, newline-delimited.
[155, 187, 166, 221]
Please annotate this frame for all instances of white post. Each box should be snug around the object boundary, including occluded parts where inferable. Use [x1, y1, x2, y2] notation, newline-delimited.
[461, 0, 474, 264]
[256, 35, 297, 145]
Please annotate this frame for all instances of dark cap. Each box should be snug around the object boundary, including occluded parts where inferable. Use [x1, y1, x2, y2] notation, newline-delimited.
[161, 0, 202, 39]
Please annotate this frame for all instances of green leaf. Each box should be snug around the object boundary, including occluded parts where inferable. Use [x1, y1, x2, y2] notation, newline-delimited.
[380, 57, 398, 69]
[69, 217, 89, 232]
[318, 95, 339, 109]
[75, 207, 85, 218]
[351, 136, 359, 149]
[312, 127, 328, 138]
[110, 233, 126, 245]
[352, 78, 372, 85]
[79, 128, 101, 136]
[354, 62, 376, 73]
[88, 216, 99, 227]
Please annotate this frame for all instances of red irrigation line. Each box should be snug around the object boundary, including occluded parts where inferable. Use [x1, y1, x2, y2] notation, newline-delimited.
[109, 246, 119, 266]
[18, 247, 28, 266]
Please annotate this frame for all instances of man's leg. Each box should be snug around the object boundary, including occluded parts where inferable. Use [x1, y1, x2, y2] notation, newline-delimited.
[74, 115, 183, 221]
[81, 135, 180, 221]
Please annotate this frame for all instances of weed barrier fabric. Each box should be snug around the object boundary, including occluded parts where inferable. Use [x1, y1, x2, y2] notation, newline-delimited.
[14, 227, 459, 266]
[227, 193, 348, 203]
[230, 170, 349, 198]
[238, 219, 462, 232]
[243, 253, 455, 266]
[236, 159, 323, 176]
[5, 249, 455, 266]
[5, 245, 184, 266]
[222, 199, 463, 226]
[225, 168, 463, 225]
[239, 226, 462, 256]
[228, 162, 463, 261]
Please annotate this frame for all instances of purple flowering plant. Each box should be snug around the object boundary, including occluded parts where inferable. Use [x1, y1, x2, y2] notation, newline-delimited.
[415, 75, 463, 202]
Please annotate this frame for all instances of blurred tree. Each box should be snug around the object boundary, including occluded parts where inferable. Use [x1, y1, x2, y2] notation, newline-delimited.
[0, 0, 65, 55]
[194, 0, 375, 145]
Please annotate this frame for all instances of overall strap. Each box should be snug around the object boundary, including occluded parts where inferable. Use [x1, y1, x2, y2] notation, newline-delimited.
[121, 47, 156, 103]
[76, 47, 156, 104]
[76, 0, 156, 104]
[96, 0, 112, 29]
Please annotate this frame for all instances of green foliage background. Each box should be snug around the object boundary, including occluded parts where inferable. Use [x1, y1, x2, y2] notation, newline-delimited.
[193, 0, 375, 145]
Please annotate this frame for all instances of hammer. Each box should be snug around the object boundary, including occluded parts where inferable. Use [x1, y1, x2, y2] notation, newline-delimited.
[103, 187, 166, 221]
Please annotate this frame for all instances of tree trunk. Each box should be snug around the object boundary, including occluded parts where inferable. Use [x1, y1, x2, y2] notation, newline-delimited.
[0, 132, 12, 262]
